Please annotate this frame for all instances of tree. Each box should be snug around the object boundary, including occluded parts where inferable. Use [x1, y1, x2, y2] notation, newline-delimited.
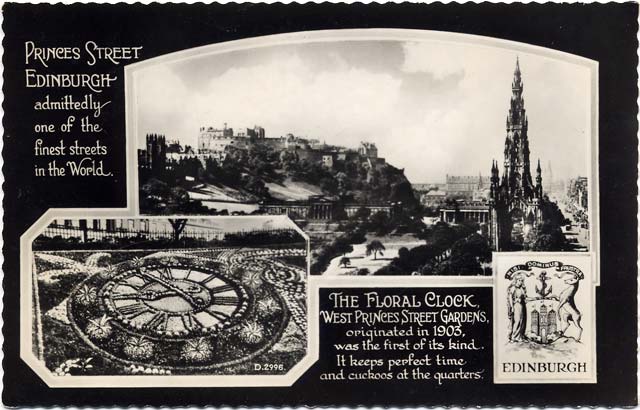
[369, 211, 392, 236]
[140, 178, 172, 213]
[421, 222, 457, 250]
[445, 234, 492, 275]
[168, 218, 187, 242]
[395, 247, 411, 270]
[245, 175, 270, 197]
[397, 247, 410, 261]
[335, 172, 349, 194]
[204, 156, 221, 182]
[419, 261, 436, 275]
[339, 257, 351, 268]
[140, 180, 208, 215]
[462, 233, 492, 264]
[529, 200, 568, 251]
[334, 236, 354, 256]
[280, 150, 299, 172]
[373, 264, 404, 276]
[531, 221, 566, 251]
[365, 240, 386, 260]
[389, 180, 418, 206]
[166, 187, 208, 215]
[320, 177, 337, 194]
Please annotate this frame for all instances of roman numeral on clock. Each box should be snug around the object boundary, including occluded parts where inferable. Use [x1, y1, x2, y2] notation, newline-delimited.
[205, 308, 230, 322]
[181, 313, 202, 331]
[111, 292, 139, 301]
[146, 312, 168, 331]
[213, 295, 239, 306]
[118, 303, 150, 317]
[201, 274, 219, 285]
[132, 273, 152, 285]
[210, 284, 234, 293]
[157, 266, 173, 279]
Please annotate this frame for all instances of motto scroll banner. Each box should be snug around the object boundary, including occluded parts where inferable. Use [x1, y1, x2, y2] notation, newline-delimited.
[505, 261, 585, 280]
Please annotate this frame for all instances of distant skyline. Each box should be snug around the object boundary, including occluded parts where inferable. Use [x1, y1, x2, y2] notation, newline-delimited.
[135, 38, 592, 183]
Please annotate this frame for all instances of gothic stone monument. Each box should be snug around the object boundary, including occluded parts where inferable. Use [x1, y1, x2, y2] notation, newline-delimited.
[489, 59, 545, 251]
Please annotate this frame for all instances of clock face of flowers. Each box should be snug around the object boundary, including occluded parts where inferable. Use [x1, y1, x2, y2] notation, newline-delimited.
[102, 264, 248, 339]
[66, 255, 295, 372]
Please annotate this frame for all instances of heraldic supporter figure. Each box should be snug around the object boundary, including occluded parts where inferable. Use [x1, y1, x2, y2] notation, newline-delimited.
[507, 274, 529, 342]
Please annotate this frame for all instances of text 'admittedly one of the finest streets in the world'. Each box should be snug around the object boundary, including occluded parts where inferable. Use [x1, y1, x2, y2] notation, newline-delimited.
[24, 41, 143, 178]
[319, 288, 492, 385]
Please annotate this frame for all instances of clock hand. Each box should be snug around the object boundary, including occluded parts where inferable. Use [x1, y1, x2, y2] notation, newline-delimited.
[138, 288, 201, 301]
[136, 267, 207, 308]
[138, 289, 177, 301]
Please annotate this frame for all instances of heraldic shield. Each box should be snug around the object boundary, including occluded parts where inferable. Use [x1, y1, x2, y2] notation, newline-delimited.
[494, 253, 595, 384]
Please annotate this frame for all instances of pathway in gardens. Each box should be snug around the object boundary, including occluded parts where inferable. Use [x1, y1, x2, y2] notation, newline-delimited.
[323, 235, 424, 276]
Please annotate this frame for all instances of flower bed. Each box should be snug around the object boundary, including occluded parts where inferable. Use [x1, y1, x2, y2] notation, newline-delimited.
[35, 249, 306, 375]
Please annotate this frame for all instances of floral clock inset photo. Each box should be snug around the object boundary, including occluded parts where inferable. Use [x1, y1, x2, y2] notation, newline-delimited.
[66, 255, 290, 373]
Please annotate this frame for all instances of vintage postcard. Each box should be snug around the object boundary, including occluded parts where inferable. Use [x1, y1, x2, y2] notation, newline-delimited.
[2, 2, 637, 407]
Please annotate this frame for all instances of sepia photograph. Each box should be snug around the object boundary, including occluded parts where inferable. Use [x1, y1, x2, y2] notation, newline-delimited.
[133, 36, 594, 278]
[30, 216, 307, 376]
[3, 2, 637, 406]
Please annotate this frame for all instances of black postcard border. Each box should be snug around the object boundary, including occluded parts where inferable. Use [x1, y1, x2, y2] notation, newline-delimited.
[2, 2, 638, 407]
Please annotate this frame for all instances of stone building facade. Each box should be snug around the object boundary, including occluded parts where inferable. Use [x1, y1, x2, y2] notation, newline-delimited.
[358, 142, 378, 159]
[439, 202, 490, 224]
[445, 174, 491, 198]
[139, 134, 166, 172]
[197, 124, 250, 159]
[259, 196, 397, 221]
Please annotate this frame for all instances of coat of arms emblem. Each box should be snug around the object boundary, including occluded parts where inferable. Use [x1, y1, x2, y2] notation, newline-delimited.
[494, 253, 595, 384]
[506, 261, 584, 345]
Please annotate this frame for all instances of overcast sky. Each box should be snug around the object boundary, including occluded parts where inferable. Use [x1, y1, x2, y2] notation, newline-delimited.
[135, 39, 591, 183]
